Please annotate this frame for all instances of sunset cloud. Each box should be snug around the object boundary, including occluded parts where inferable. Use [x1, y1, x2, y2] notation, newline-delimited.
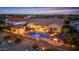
[0, 7, 78, 14]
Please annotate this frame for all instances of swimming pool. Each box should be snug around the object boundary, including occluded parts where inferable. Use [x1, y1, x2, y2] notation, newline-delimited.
[29, 32, 50, 39]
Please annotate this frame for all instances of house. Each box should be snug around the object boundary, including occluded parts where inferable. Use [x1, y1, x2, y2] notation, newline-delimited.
[6, 17, 29, 26]
[6, 17, 30, 35]
[27, 17, 64, 33]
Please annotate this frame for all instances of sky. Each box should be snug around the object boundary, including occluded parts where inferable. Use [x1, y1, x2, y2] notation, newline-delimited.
[0, 7, 79, 14]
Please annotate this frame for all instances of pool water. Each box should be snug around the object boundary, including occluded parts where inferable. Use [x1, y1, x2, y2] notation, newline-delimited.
[29, 32, 50, 39]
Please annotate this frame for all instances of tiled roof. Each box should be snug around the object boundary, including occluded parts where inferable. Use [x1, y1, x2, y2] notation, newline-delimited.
[30, 17, 64, 26]
[8, 17, 29, 22]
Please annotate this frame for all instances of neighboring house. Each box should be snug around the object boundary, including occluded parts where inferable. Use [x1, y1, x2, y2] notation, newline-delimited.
[6, 17, 29, 26]
[70, 20, 79, 31]
[6, 17, 30, 35]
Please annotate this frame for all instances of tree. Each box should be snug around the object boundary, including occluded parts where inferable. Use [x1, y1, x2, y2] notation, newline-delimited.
[56, 15, 65, 19]
[63, 32, 78, 45]
[62, 25, 79, 45]
[32, 41, 39, 49]
[62, 19, 73, 34]
[0, 19, 5, 24]
[0, 25, 6, 32]
[15, 36, 22, 43]
[4, 35, 11, 40]
[68, 15, 79, 21]
[62, 19, 79, 46]
[32, 44, 38, 49]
